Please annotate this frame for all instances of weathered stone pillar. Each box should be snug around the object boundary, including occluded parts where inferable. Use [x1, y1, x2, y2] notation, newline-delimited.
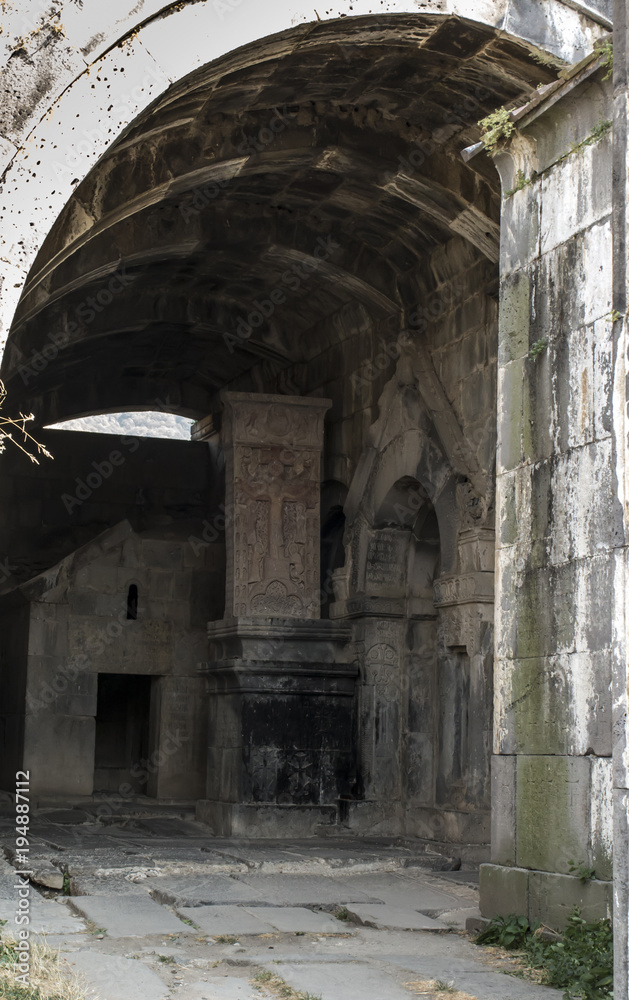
[482, 52, 615, 930]
[612, 2, 629, 995]
[194, 392, 356, 837]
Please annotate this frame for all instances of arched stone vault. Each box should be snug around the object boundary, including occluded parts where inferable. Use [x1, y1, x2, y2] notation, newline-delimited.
[3, 12, 561, 432]
[0, 0, 608, 360]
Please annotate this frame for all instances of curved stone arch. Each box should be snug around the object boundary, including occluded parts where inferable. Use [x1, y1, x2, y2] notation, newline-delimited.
[348, 421, 463, 595]
[0, 0, 609, 350]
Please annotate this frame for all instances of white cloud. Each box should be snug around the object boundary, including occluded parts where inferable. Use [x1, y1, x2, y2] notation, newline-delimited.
[47, 411, 194, 440]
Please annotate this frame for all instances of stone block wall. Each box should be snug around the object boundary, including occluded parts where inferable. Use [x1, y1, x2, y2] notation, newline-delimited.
[483, 66, 615, 926]
[0, 524, 211, 800]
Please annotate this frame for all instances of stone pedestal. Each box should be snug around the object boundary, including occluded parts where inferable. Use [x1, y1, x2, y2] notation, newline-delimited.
[194, 392, 356, 836]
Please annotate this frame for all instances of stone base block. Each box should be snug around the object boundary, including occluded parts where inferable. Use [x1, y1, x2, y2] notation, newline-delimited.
[342, 800, 404, 837]
[480, 863, 613, 929]
[529, 869, 612, 927]
[405, 805, 490, 846]
[196, 800, 338, 837]
[479, 863, 529, 918]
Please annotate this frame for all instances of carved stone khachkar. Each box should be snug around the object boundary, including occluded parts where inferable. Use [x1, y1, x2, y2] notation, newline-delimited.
[221, 392, 329, 620]
[195, 392, 356, 837]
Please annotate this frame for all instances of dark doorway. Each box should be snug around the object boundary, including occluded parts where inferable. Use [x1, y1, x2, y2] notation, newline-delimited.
[94, 674, 153, 794]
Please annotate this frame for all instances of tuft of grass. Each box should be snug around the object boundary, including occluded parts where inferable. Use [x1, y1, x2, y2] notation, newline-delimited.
[253, 970, 322, 999]
[406, 980, 477, 1000]
[475, 907, 613, 1000]
[0, 934, 89, 1000]
[215, 935, 238, 944]
[334, 907, 351, 922]
[505, 168, 537, 197]
[179, 916, 200, 929]
[478, 106, 516, 155]
[157, 954, 176, 964]
[595, 38, 613, 80]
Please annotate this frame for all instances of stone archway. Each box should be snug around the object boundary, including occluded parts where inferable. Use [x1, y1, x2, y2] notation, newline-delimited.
[0, 1, 609, 364]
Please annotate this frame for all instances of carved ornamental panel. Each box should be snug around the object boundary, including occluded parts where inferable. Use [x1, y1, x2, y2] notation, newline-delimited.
[221, 392, 331, 619]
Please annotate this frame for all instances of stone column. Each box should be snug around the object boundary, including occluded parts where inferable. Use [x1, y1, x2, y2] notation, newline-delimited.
[194, 392, 356, 837]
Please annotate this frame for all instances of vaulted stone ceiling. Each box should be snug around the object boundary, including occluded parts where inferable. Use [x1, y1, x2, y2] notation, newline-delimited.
[1, 13, 555, 424]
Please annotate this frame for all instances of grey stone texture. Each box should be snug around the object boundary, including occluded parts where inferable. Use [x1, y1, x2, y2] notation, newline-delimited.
[0, 895, 86, 935]
[344, 904, 448, 930]
[66, 951, 169, 1000]
[68, 894, 193, 937]
[267, 961, 415, 1000]
[176, 904, 276, 935]
[244, 906, 344, 933]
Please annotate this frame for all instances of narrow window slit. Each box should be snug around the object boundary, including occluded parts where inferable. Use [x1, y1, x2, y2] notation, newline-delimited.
[127, 584, 138, 620]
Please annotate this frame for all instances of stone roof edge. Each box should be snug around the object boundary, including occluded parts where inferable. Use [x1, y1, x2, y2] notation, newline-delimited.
[557, 0, 612, 30]
[461, 45, 610, 163]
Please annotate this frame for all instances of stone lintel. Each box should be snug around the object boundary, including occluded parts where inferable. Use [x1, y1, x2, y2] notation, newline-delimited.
[200, 661, 358, 696]
[207, 616, 351, 642]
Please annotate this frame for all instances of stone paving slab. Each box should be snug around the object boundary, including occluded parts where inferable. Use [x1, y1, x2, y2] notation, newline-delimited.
[66, 950, 169, 1000]
[61, 850, 158, 875]
[0, 857, 19, 896]
[247, 906, 347, 933]
[181, 977, 262, 999]
[234, 874, 380, 906]
[68, 894, 192, 937]
[0, 895, 86, 935]
[70, 875, 153, 897]
[338, 873, 463, 911]
[133, 818, 213, 838]
[150, 874, 266, 907]
[268, 961, 413, 1000]
[176, 904, 275, 935]
[384, 954, 563, 999]
[345, 904, 448, 930]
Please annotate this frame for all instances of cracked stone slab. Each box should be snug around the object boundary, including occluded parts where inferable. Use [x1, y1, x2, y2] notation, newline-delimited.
[37, 809, 92, 825]
[383, 955, 564, 999]
[233, 874, 380, 906]
[57, 850, 158, 875]
[344, 904, 448, 931]
[245, 906, 347, 933]
[182, 978, 264, 999]
[266, 961, 413, 1000]
[0, 895, 86, 935]
[149, 874, 266, 907]
[68, 894, 192, 937]
[69, 875, 154, 897]
[337, 873, 465, 910]
[176, 904, 275, 935]
[133, 818, 213, 838]
[65, 950, 169, 1000]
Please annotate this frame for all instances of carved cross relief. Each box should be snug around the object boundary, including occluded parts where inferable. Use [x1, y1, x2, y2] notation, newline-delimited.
[220, 392, 331, 619]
